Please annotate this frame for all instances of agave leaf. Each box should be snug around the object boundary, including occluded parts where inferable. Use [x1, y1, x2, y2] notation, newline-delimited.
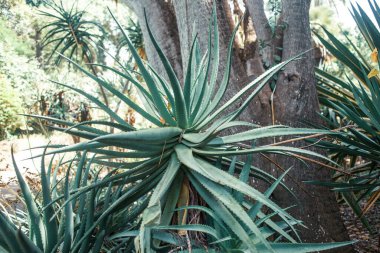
[194, 54, 300, 130]
[140, 153, 181, 248]
[90, 63, 152, 101]
[206, 127, 335, 146]
[109, 9, 177, 126]
[77, 189, 96, 253]
[0, 212, 22, 253]
[70, 167, 164, 252]
[188, 172, 255, 251]
[193, 146, 338, 168]
[184, 35, 199, 113]
[176, 145, 296, 220]
[50, 80, 129, 127]
[205, 2, 220, 108]
[192, 171, 269, 252]
[11, 148, 46, 250]
[40, 147, 58, 252]
[205, 14, 243, 116]
[154, 224, 219, 240]
[45, 155, 167, 213]
[141, 10, 188, 128]
[62, 159, 74, 253]
[160, 171, 184, 226]
[341, 192, 373, 233]
[92, 127, 182, 144]
[16, 229, 43, 253]
[249, 169, 291, 219]
[22, 114, 119, 134]
[255, 210, 300, 243]
[146, 153, 181, 207]
[61, 55, 162, 126]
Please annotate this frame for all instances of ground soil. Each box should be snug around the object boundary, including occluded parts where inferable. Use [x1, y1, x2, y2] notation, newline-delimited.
[341, 203, 380, 253]
[0, 133, 73, 210]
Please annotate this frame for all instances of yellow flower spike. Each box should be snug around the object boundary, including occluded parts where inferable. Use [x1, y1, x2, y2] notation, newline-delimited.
[371, 48, 378, 63]
[368, 68, 379, 78]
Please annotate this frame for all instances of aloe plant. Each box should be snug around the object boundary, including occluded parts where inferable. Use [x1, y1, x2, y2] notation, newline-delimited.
[39, 1, 105, 66]
[312, 0, 380, 231]
[39, 1, 109, 106]
[0, 6, 353, 253]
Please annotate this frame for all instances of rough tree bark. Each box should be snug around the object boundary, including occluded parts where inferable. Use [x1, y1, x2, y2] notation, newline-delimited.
[171, 0, 255, 119]
[125, 0, 183, 80]
[245, 0, 353, 251]
[273, 1, 352, 250]
[124, 0, 353, 251]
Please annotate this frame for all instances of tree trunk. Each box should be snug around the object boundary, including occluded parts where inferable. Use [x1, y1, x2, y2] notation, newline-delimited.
[248, 0, 354, 251]
[124, 0, 353, 251]
[125, 0, 183, 80]
[171, 0, 251, 115]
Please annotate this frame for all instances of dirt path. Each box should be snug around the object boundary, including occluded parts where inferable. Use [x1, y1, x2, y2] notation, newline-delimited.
[0, 133, 73, 208]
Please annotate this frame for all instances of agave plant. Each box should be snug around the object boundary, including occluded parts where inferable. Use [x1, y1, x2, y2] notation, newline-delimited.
[39, 1, 104, 65]
[312, 0, 380, 231]
[26, 0, 44, 7]
[0, 6, 352, 253]
[38, 1, 109, 106]
[118, 18, 145, 59]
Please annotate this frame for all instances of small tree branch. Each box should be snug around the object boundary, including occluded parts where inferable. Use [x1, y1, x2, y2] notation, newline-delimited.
[222, 0, 244, 51]
[243, 9, 271, 107]
[272, 12, 284, 63]
[244, 0, 273, 65]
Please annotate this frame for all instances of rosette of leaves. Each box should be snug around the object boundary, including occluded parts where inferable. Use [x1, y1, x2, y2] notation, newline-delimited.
[312, 0, 380, 231]
[0, 6, 352, 253]
[118, 18, 145, 59]
[26, 0, 44, 7]
[39, 1, 105, 65]
[38, 1, 109, 106]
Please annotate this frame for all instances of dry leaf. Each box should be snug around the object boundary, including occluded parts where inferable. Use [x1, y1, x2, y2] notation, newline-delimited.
[367, 68, 379, 78]
[370, 47, 378, 63]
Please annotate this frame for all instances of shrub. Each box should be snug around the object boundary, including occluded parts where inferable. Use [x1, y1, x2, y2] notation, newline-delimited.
[0, 76, 23, 139]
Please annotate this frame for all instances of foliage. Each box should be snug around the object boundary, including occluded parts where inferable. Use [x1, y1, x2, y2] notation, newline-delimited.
[39, 1, 105, 66]
[25, 0, 43, 7]
[0, 76, 24, 139]
[312, 0, 380, 232]
[0, 43, 48, 108]
[0, 6, 353, 253]
[0, 17, 34, 56]
[120, 18, 143, 50]
[266, 0, 282, 29]
[0, 0, 116, 133]
[0, 34, 89, 133]
[310, 2, 371, 77]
